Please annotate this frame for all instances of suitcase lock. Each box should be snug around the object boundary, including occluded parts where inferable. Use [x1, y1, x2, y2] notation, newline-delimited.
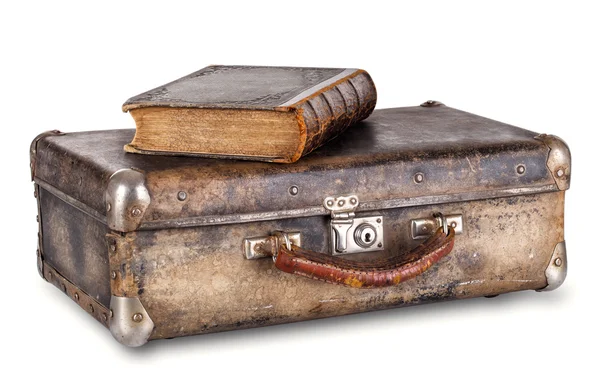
[324, 195, 384, 256]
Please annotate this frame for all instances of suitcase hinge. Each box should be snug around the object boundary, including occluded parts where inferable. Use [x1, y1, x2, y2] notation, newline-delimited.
[324, 195, 384, 256]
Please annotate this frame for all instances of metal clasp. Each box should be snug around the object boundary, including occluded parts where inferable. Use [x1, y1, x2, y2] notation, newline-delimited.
[243, 232, 302, 260]
[324, 195, 384, 256]
[411, 213, 463, 239]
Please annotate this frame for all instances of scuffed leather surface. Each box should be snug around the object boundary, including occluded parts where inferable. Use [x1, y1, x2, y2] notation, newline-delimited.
[122, 65, 346, 111]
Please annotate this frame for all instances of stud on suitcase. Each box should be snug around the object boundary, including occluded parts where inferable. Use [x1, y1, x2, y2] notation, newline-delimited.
[31, 102, 569, 346]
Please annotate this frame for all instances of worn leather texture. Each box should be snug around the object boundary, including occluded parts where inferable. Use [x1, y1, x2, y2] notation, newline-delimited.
[275, 227, 455, 288]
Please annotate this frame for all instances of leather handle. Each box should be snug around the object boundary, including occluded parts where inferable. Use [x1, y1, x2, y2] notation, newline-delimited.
[274, 227, 455, 288]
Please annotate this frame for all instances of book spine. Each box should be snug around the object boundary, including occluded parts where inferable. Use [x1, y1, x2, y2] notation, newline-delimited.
[290, 70, 377, 162]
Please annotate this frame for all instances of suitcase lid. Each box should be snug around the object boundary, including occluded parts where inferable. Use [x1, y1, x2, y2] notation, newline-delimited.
[31, 103, 570, 232]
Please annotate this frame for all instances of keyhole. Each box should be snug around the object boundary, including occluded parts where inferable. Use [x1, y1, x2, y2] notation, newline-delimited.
[354, 223, 377, 248]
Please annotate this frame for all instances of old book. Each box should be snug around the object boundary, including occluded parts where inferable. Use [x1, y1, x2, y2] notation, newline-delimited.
[122, 65, 377, 163]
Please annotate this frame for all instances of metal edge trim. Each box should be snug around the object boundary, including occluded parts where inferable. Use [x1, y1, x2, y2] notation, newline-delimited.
[36, 179, 557, 230]
[35, 183, 44, 278]
[138, 184, 558, 230]
[34, 177, 107, 224]
[34, 175, 557, 230]
[42, 262, 110, 328]
[277, 68, 358, 107]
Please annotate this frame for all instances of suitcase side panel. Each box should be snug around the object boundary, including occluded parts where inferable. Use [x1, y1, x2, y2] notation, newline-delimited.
[39, 188, 112, 307]
[126, 191, 564, 340]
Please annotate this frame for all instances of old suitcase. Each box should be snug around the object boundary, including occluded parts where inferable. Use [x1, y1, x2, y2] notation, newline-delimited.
[31, 101, 570, 347]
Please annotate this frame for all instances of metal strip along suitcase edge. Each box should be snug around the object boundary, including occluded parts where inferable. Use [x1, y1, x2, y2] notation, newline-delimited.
[30, 103, 570, 347]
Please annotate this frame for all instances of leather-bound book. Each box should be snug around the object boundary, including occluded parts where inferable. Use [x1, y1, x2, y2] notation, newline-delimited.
[122, 65, 377, 163]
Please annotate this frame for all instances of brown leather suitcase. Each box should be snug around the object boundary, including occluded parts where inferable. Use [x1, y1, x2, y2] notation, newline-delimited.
[31, 101, 570, 347]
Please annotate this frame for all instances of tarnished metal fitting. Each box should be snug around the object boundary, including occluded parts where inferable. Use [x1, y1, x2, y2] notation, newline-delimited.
[534, 134, 571, 191]
[537, 241, 567, 291]
[109, 296, 154, 347]
[288, 185, 299, 196]
[36, 248, 44, 279]
[105, 169, 151, 232]
[243, 232, 302, 260]
[420, 100, 445, 107]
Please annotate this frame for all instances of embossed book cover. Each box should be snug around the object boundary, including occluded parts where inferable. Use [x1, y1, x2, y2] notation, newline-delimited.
[123, 65, 377, 163]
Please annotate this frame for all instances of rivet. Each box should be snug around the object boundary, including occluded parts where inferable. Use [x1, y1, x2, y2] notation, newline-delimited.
[350, 198, 357, 205]
[111, 271, 117, 279]
[422, 226, 428, 232]
[414, 172, 424, 184]
[338, 200, 345, 207]
[377, 218, 382, 223]
[288, 185, 299, 196]
[36, 215, 39, 223]
[556, 168, 565, 177]
[516, 164, 526, 175]
[109, 241, 117, 253]
[450, 221, 457, 228]
[74, 292, 79, 301]
[326, 200, 334, 207]
[554, 257, 563, 267]
[427, 100, 435, 105]
[33, 190, 37, 198]
[48, 271, 53, 279]
[131, 207, 142, 217]
[132, 313, 143, 323]
[102, 313, 108, 322]
[36, 249, 40, 258]
[378, 242, 383, 248]
[89, 304, 94, 313]
[62, 284, 67, 292]
[177, 191, 187, 201]
[106, 202, 111, 212]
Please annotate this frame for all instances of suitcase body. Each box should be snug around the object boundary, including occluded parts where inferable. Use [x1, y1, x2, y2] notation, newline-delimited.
[31, 103, 570, 347]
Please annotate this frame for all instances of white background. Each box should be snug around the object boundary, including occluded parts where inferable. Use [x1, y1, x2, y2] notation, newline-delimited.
[2, 1, 598, 370]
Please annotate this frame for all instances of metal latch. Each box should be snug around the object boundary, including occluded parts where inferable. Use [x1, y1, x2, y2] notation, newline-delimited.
[243, 232, 302, 260]
[324, 195, 384, 255]
[411, 213, 463, 239]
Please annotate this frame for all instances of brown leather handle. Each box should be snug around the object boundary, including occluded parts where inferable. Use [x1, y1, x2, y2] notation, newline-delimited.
[274, 227, 455, 288]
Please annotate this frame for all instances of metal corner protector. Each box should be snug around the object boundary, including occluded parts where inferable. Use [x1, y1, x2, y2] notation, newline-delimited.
[109, 295, 155, 347]
[535, 134, 571, 191]
[105, 168, 151, 233]
[537, 241, 567, 292]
